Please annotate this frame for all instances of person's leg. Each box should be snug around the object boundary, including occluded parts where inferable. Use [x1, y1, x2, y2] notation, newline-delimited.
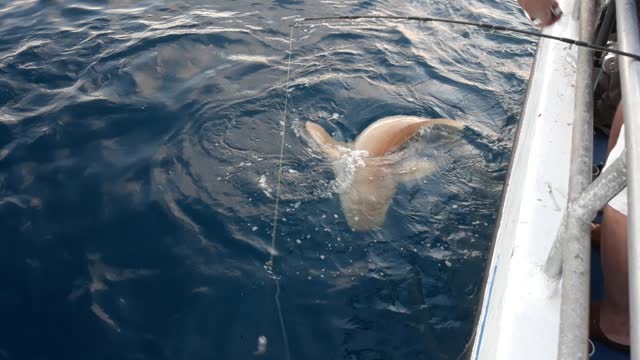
[599, 205, 630, 345]
[592, 102, 624, 247]
[597, 101, 629, 346]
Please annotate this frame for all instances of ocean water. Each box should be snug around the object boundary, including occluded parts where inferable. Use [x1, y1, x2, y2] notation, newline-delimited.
[0, 1, 535, 359]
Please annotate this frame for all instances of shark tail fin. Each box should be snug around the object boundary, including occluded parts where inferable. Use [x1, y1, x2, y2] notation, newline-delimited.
[305, 121, 349, 159]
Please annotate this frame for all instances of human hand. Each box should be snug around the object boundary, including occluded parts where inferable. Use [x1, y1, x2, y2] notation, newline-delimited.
[518, 0, 563, 27]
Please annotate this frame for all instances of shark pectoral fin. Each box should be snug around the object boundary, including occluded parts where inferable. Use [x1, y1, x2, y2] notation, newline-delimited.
[305, 121, 348, 159]
[393, 159, 437, 183]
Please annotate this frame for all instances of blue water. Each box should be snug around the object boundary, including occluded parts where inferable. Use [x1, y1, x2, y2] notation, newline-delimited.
[0, 1, 535, 359]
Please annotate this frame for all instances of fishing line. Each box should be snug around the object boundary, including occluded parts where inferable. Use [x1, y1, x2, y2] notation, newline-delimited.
[267, 25, 294, 360]
[293, 15, 640, 61]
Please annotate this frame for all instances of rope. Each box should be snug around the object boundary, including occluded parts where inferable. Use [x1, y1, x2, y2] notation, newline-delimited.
[293, 15, 640, 61]
[266, 24, 294, 360]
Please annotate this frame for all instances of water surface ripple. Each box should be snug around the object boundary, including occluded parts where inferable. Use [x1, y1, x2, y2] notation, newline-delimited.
[0, 0, 535, 359]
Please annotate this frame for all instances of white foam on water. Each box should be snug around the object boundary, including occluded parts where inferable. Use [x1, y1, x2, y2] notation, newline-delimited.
[330, 148, 368, 193]
[258, 175, 273, 198]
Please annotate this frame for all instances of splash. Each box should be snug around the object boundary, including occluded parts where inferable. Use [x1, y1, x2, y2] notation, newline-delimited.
[258, 174, 273, 198]
[329, 147, 368, 193]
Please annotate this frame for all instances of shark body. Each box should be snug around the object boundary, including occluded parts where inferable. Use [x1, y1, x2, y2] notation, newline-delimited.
[306, 115, 464, 231]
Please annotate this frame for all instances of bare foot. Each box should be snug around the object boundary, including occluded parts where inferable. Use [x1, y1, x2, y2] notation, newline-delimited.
[590, 303, 630, 352]
[599, 303, 631, 347]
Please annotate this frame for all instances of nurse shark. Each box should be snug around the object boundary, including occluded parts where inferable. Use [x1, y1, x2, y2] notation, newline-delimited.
[305, 115, 464, 231]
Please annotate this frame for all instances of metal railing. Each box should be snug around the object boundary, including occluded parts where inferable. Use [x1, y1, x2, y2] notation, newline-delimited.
[542, 0, 640, 358]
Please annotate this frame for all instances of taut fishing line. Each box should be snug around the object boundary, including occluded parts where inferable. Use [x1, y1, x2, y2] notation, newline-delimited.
[267, 25, 293, 360]
[293, 15, 640, 61]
